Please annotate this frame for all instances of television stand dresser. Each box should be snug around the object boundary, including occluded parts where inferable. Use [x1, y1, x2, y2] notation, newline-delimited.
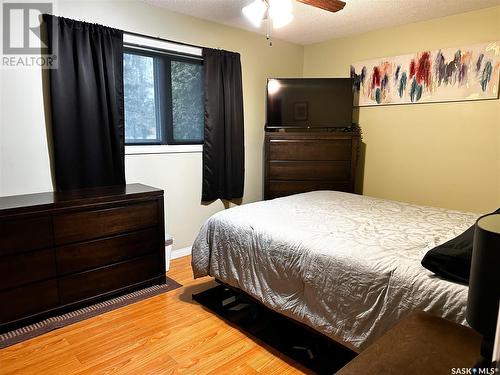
[264, 130, 360, 200]
[0, 183, 165, 331]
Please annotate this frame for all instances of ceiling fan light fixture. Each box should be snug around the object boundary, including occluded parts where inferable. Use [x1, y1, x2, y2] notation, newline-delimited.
[242, 0, 345, 45]
[242, 0, 267, 28]
[269, 0, 294, 28]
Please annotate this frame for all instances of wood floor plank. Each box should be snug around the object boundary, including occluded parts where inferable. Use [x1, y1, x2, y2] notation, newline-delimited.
[0, 256, 307, 375]
[0, 337, 81, 374]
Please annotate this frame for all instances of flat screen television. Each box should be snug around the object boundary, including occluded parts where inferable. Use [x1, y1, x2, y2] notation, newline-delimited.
[266, 78, 353, 130]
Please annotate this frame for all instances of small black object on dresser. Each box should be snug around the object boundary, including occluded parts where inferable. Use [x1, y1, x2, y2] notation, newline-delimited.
[0, 184, 166, 332]
[264, 130, 360, 200]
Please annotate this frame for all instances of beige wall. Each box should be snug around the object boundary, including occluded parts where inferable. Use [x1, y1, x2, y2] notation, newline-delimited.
[303, 6, 500, 213]
[0, 0, 304, 249]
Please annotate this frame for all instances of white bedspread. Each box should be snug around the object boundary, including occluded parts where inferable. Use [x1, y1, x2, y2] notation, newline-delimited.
[191, 191, 478, 350]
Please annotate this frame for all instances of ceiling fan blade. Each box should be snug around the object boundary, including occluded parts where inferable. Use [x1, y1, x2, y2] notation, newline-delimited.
[296, 0, 346, 13]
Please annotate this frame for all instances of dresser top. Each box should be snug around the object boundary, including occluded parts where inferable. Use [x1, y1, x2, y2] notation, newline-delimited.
[0, 184, 163, 217]
[265, 130, 360, 139]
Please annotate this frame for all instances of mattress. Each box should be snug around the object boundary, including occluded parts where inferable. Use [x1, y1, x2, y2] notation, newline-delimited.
[191, 191, 478, 350]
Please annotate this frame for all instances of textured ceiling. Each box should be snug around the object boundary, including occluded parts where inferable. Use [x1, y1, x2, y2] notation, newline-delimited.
[145, 0, 500, 45]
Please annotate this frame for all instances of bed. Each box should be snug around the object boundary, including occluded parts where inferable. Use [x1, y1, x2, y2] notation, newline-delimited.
[191, 191, 478, 350]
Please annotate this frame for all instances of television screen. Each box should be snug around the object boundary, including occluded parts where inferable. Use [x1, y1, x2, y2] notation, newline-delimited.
[266, 78, 353, 130]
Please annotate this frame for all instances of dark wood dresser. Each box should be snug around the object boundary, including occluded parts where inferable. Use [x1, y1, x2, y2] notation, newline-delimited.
[0, 184, 165, 331]
[264, 131, 360, 200]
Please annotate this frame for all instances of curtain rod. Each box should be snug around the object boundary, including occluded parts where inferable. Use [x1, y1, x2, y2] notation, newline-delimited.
[123, 30, 205, 51]
[46, 14, 211, 51]
[124, 30, 235, 55]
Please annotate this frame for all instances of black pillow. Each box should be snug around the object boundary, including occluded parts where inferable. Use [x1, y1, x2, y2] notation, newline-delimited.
[421, 208, 500, 284]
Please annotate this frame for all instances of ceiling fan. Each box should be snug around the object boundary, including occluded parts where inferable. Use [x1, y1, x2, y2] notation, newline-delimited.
[296, 0, 346, 13]
[242, 0, 345, 45]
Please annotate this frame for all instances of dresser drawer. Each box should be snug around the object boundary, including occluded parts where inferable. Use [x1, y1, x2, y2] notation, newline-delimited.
[268, 180, 350, 199]
[53, 201, 158, 245]
[0, 280, 59, 324]
[0, 249, 56, 290]
[56, 227, 159, 275]
[269, 139, 352, 161]
[58, 253, 162, 304]
[269, 161, 351, 181]
[0, 216, 53, 256]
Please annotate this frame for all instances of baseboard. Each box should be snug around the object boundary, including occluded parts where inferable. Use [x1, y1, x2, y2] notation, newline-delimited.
[171, 246, 192, 260]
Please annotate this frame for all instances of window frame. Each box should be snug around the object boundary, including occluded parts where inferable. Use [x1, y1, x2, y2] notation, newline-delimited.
[165, 54, 204, 146]
[123, 43, 204, 147]
[123, 48, 164, 145]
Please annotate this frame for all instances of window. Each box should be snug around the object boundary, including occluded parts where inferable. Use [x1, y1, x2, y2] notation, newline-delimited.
[123, 44, 204, 146]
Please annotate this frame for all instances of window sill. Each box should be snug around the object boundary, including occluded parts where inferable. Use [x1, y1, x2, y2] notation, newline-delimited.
[125, 144, 203, 155]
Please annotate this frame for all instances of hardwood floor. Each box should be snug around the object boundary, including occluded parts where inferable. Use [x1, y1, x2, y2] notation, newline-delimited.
[0, 256, 310, 374]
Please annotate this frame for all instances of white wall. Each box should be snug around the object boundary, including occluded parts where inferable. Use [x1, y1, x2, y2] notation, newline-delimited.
[0, 65, 54, 196]
[0, 0, 304, 249]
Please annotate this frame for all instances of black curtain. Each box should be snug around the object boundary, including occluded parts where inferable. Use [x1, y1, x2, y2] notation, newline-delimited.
[202, 48, 244, 201]
[43, 15, 125, 191]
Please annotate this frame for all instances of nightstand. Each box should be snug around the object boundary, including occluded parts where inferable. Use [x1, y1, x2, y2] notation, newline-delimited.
[337, 311, 482, 375]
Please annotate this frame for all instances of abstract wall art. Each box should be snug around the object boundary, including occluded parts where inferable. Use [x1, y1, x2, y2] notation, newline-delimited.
[351, 41, 500, 106]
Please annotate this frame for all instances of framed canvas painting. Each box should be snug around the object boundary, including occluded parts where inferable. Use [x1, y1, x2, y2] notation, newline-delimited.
[351, 41, 500, 106]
